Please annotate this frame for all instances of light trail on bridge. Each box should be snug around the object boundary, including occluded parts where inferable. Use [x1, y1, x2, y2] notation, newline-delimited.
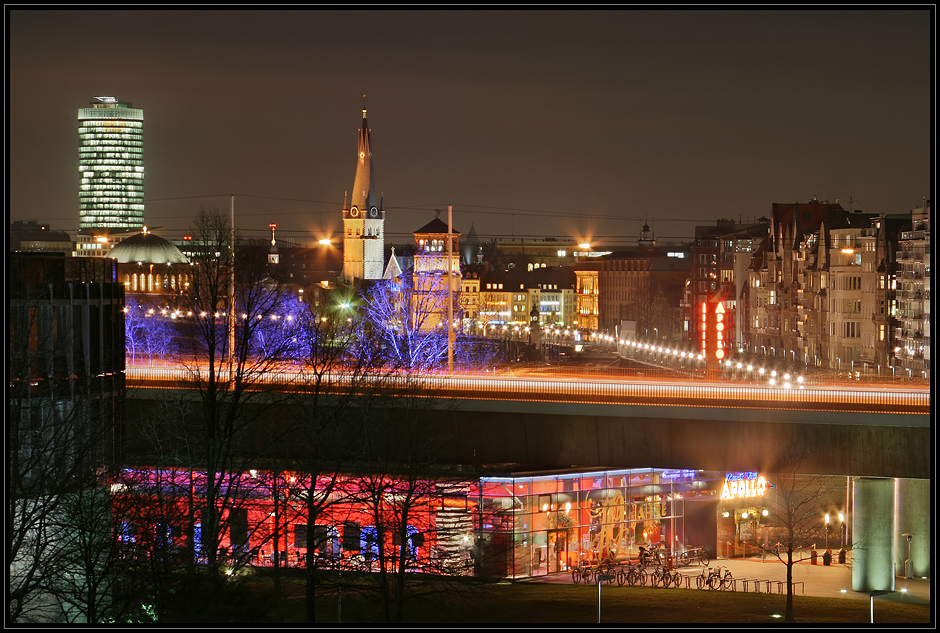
[125, 365, 929, 415]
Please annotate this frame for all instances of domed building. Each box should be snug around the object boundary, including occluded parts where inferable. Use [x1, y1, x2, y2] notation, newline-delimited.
[109, 229, 191, 294]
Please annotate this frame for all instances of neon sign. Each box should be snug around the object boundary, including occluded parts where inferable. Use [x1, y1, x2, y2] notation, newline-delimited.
[714, 302, 725, 359]
[700, 302, 707, 356]
[702, 300, 726, 360]
[720, 473, 768, 500]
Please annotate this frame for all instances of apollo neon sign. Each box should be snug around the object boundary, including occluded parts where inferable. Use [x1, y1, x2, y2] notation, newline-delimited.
[720, 472, 769, 500]
[701, 301, 727, 360]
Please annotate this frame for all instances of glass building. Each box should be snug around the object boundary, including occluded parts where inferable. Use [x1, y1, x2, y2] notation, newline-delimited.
[77, 96, 144, 234]
[479, 468, 722, 577]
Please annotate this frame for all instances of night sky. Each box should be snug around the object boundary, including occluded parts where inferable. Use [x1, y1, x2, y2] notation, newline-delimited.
[9, 9, 932, 248]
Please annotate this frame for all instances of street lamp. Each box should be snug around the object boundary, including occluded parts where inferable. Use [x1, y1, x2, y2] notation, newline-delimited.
[838, 511, 847, 563]
[824, 513, 830, 551]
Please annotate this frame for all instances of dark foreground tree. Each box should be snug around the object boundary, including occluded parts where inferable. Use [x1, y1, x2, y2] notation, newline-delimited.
[8, 255, 126, 623]
[755, 443, 843, 622]
[116, 208, 304, 621]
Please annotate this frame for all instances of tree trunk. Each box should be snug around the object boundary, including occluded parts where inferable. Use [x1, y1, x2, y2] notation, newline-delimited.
[785, 548, 794, 622]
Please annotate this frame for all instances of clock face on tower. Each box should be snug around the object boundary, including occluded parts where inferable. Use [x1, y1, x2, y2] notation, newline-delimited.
[369, 206, 378, 218]
[350, 206, 360, 218]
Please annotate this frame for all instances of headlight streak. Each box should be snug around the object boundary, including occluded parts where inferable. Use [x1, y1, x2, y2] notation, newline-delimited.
[125, 365, 929, 414]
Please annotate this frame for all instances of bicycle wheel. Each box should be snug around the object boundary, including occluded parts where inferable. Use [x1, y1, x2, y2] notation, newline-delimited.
[695, 575, 704, 590]
[699, 551, 710, 567]
[638, 570, 648, 586]
[626, 569, 637, 586]
[572, 567, 581, 584]
[679, 551, 691, 566]
[721, 576, 734, 591]
[671, 571, 682, 588]
[616, 569, 626, 586]
[707, 575, 720, 590]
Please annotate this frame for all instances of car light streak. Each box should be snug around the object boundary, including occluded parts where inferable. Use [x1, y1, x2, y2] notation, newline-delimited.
[125, 365, 929, 415]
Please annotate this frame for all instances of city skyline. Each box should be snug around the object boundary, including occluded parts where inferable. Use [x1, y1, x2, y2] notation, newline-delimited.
[9, 9, 932, 247]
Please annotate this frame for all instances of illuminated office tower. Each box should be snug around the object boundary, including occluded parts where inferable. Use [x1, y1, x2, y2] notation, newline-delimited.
[75, 96, 144, 256]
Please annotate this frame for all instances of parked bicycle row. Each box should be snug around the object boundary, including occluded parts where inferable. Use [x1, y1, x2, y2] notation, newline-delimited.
[571, 561, 742, 592]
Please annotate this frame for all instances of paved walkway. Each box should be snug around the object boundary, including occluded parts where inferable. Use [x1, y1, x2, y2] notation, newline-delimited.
[527, 557, 930, 606]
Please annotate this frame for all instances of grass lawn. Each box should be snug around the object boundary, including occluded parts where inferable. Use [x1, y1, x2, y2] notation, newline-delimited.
[255, 575, 931, 624]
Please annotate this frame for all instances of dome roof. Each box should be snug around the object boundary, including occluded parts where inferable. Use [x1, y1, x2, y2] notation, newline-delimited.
[110, 232, 189, 264]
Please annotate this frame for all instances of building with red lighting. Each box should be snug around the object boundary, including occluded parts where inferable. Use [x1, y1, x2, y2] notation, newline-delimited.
[112, 465, 735, 579]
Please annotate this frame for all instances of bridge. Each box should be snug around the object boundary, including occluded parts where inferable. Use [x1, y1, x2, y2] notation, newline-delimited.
[125, 365, 930, 479]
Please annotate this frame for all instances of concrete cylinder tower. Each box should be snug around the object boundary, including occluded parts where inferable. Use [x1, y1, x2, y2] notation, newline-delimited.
[851, 477, 896, 592]
[895, 478, 930, 579]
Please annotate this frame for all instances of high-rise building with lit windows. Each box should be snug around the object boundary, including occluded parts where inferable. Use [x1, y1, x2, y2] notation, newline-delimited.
[75, 96, 144, 256]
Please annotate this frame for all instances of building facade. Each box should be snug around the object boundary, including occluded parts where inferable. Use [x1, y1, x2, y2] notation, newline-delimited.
[744, 201, 856, 365]
[9, 220, 74, 253]
[342, 109, 385, 282]
[76, 96, 144, 254]
[411, 216, 461, 332]
[894, 203, 930, 377]
[685, 220, 767, 353]
[9, 254, 126, 473]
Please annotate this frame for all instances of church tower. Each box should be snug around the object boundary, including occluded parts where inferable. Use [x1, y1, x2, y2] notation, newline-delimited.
[343, 108, 385, 282]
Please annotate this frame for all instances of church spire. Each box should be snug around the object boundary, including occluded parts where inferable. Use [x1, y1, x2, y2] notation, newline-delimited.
[343, 106, 386, 282]
[350, 108, 376, 213]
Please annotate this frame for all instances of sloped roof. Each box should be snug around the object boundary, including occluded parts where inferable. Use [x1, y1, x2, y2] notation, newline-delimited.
[414, 217, 460, 235]
[383, 248, 403, 279]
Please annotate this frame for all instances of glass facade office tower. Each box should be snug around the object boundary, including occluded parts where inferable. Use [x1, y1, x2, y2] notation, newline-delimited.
[78, 96, 144, 233]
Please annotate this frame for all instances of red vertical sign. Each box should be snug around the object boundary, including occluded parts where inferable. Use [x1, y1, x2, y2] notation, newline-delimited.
[714, 302, 725, 360]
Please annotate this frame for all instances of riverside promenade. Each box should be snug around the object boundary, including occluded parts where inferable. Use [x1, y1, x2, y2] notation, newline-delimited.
[532, 555, 930, 607]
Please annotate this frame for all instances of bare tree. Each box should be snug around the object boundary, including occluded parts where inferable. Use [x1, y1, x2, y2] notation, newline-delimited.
[169, 207, 304, 577]
[348, 386, 471, 624]
[8, 256, 124, 623]
[633, 283, 672, 340]
[363, 275, 453, 372]
[754, 443, 842, 622]
[123, 297, 178, 365]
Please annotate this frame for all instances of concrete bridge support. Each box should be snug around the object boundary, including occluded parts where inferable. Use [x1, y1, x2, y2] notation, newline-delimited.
[851, 477, 896, 592]
[895, 478, 930, 580]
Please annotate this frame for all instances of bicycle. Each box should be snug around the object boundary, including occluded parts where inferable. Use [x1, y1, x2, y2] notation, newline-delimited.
[650, 566, 676, 588]
[664, 568, 683, 588]
[571, 563, 592, 584]
[717, 567, 734, 590]
[593, 561, 617, 585]
[619, 563, 645, 586]
[683, 547, 709, 567]
[697, 549, 710, 567]
[696, 566, 733, 590]
[638, 543, 667, 568]
[695, 566, 720, 590]
[648, 566, 662, 587]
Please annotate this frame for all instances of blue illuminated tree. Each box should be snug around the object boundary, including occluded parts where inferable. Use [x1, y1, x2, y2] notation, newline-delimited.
[123, 297, 179, 364]
[362, 274, 450, 372]
[362, 274, 502, 373]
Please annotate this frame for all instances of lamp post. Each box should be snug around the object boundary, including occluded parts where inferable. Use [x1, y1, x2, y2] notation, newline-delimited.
[838, 512, 847, 563]
[869, 590, 892, 623]
[824, 513, 830, 551]
[596, 575, 615, 623]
